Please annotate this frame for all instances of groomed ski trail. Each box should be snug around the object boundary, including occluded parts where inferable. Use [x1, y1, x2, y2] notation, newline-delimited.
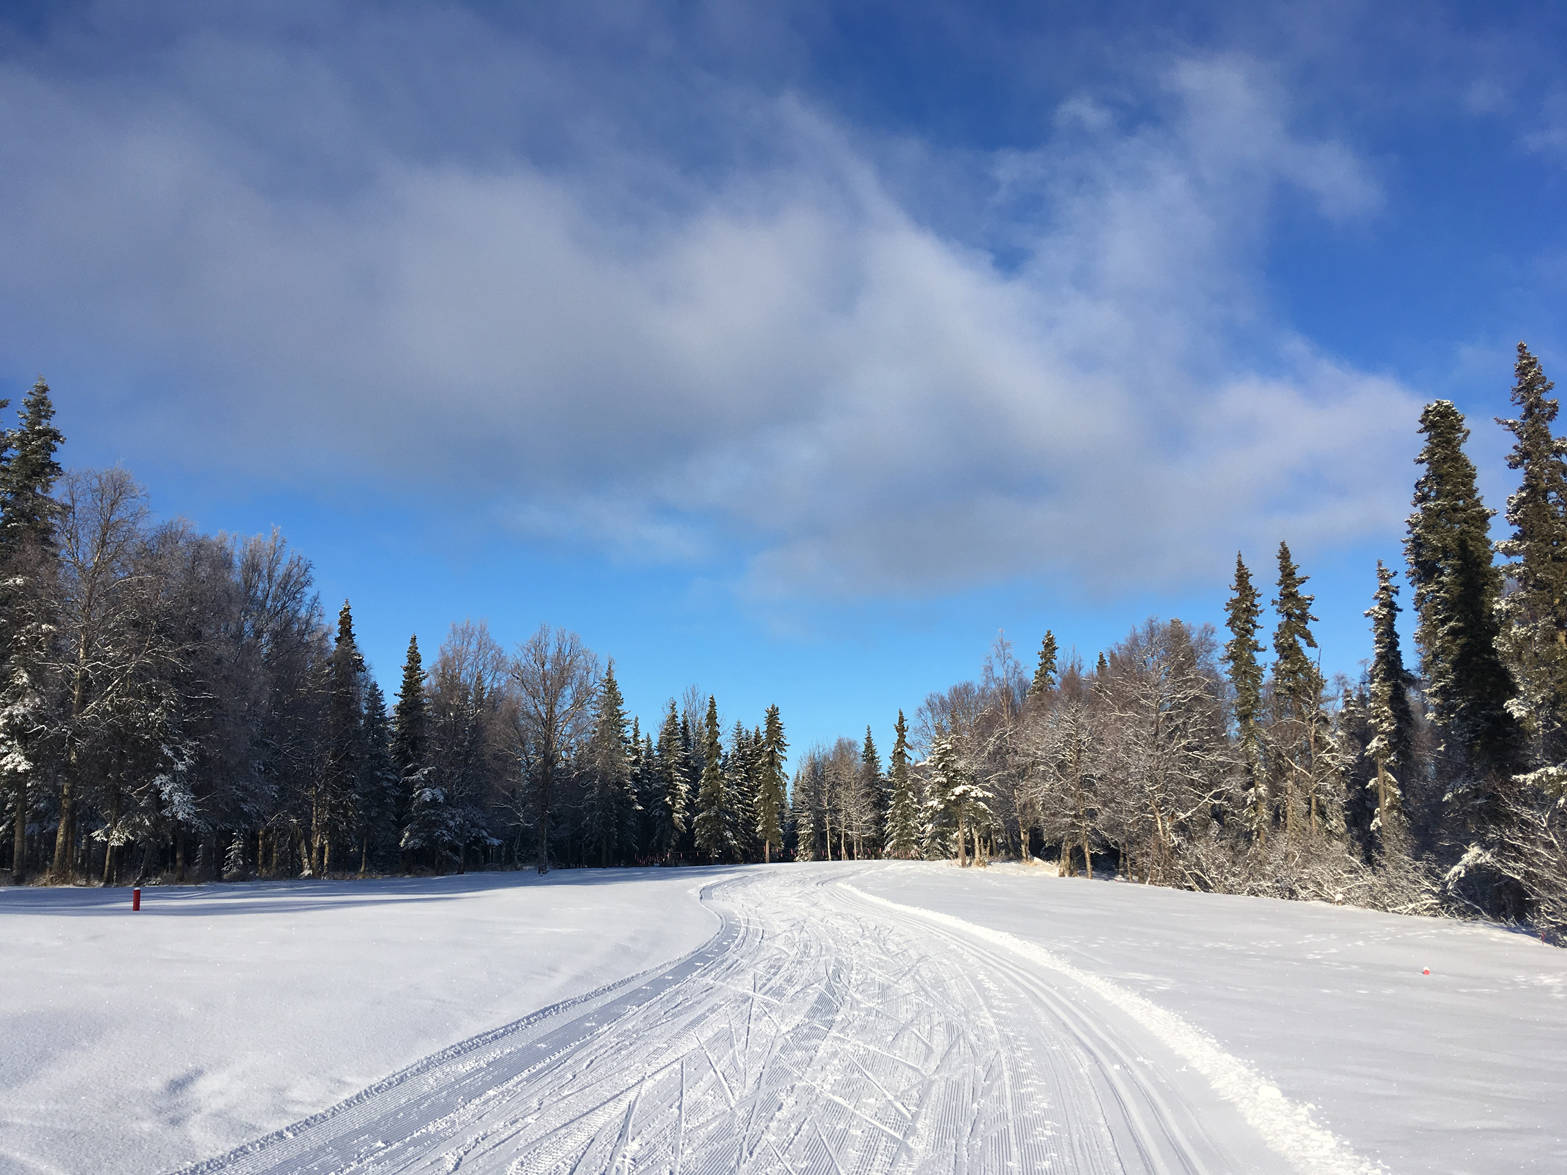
[174, 865, 1377, 1174]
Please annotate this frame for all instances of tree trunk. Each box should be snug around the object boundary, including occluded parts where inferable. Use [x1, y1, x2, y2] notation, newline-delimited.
[12, 779, 27, 885]
[957, 809, 968, 868]
[101, 784, 122, 885]
[51, 773, 75, 881]
[536, 758, 553, 874]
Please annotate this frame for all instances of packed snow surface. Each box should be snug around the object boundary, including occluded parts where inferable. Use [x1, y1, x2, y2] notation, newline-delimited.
[0, 869, 717, 1174]
[3, 861, 1564, 1174]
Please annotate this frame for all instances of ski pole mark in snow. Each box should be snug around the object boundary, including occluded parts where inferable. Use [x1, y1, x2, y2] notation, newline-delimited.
[844, 884, 1384, 1175]
[174, 866, 1368, 1174]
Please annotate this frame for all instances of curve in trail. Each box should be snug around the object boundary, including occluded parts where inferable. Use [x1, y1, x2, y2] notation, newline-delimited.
[838, 883, 1384, 1175]
[173, 866, 1377, 1175]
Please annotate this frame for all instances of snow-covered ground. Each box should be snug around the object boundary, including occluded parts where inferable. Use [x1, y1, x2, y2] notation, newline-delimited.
[0, 870, 718, 1175]
[854, 862, 1567, 1173]
[3, 861, 1564, 1174]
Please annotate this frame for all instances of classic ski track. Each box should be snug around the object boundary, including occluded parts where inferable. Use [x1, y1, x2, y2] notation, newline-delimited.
[170, 866, 1334, 1175]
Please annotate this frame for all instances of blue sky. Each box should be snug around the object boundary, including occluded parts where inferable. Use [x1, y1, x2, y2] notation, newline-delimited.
[2, 1, 1565, 759]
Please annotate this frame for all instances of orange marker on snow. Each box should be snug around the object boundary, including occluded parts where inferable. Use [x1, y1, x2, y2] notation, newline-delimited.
[1422, 967, 1429, 975]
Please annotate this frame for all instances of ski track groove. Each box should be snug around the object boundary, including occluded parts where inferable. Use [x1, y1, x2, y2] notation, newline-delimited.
[167, 865, 1381, 1174]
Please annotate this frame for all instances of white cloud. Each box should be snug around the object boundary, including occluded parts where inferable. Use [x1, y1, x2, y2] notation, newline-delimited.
[0, 6, 1418, 602]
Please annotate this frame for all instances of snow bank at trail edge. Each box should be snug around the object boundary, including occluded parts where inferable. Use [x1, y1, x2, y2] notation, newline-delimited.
[845, 884, 1384, 1175]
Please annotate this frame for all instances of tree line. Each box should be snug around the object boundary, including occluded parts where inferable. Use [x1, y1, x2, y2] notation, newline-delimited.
[788, 343, 1567, 939]
[0, 379, 791, 883]
[7, 342, 1566, 940]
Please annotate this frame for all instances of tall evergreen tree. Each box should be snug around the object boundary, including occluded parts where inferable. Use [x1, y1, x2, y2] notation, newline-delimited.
[756, 704, 787, 863]
[314, 600, 365, 875]
[1405, 400, 1519, 806]
[1496, 343, 1567, 785]
[1221, 553, 1267, 844]
[1271, 542, 1327, 839]
[391, 636, 427, 813]
[654, 700, 689, 861]
[1, 379, 62, 884]
[1027, 631, 1058, 700]
[355, 681, 399, 873]
[631, 720, 662, 859]
[884, 710, 919, 858]
[1272, 542, 1321, 715]
[858, 726, 884, 858]
[0, 379, 63, 555]
[1364, 561, 1416, 856]
[693, 695, 729, 862]
[582, 659, 635, 866]
[725, 721, 759, 861]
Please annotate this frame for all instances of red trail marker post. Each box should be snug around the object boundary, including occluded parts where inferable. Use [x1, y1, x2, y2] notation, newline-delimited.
[132, 887, 141, 912]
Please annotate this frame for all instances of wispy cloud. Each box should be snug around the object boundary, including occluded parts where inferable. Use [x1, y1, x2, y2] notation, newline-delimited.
[0, 4, 1421, 602]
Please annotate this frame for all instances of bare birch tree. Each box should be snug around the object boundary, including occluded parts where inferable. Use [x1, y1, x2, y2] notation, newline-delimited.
[511, 625, 597, 874]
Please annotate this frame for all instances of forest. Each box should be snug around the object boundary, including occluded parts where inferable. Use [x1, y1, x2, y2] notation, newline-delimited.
[3, 344, 1565, 940]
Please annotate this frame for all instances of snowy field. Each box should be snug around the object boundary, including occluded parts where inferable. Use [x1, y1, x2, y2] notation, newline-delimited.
[3, 862, 1565, 1174]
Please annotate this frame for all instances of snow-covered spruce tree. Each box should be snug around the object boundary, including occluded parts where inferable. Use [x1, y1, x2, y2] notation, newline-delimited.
[400, 772, 455, 872]
[1405, 400, 1520, 822]
[884, 710, 920, 859]
[632, 723, 661, 860]
[312, 600, 365, 876]
[724, 720, 758, 862]
[223, 830, 247, 880]
[925, 731, 991, 867]
[407, 621, 510, 873]
[0, 379, 62, 885]
[652, 701, 688, 861]
[390, 635, 427, 838]
[1027, 630, 1058, 702]
[355, 680, 399, 873]
[858, 726, 884, 859]
[693, 696, 731, 863]
[789, 753, 826, 861]
[1333, 682, 1379, 861]
[679, 709, 702, 854]
[1364, 562, 1416, 858]
[757, 704, 787, 863]
[1221, 553, 1268, 846]
[1495, 343, 1567, 788]
[623, 714, 648, 858]
[581, 659, 636, 866]
[1271, 542, 1335, 841]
